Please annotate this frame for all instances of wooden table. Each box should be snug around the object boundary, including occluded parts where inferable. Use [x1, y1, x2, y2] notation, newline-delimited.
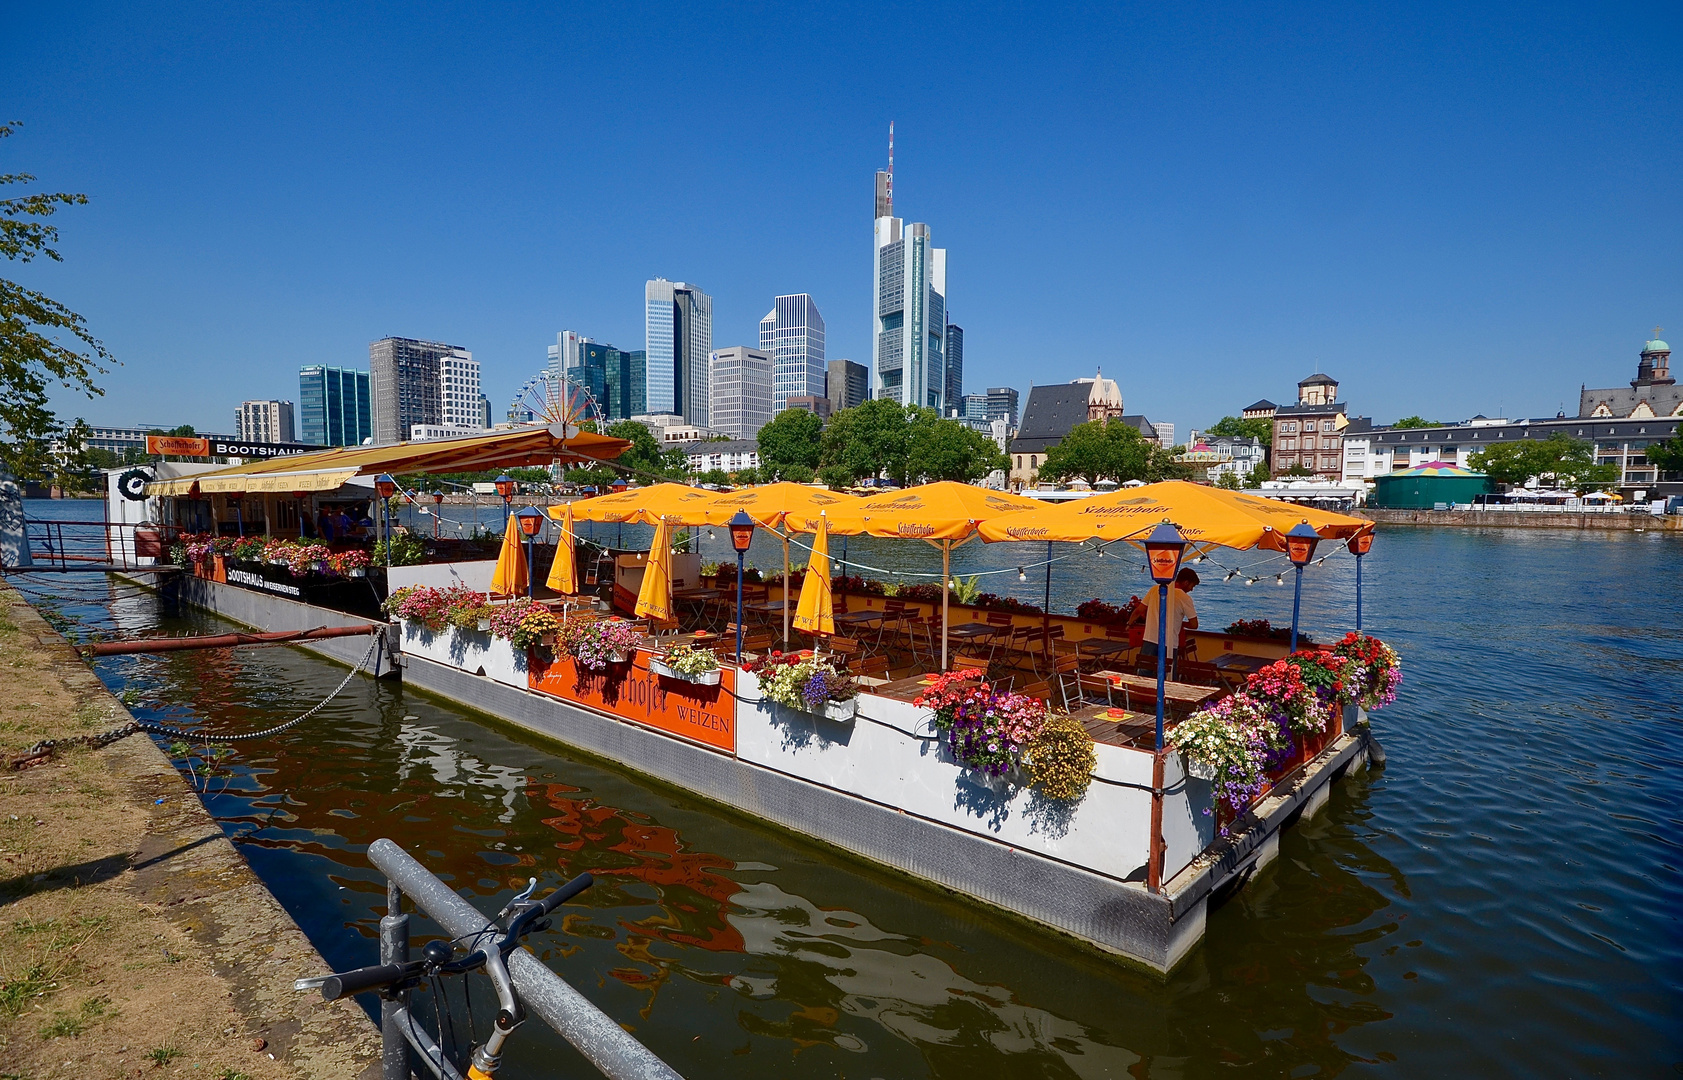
[1210, 652, 1271, 676]
[673, 587, 726, 602]
[870, 673, 948, 703]
[1068, 703, 1156, 749]
[1095, 670, 1223, 710]
[833, 610, 884, 629]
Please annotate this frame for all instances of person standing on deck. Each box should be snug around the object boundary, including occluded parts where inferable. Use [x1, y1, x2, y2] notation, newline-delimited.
[1133, 567, 1199, 674]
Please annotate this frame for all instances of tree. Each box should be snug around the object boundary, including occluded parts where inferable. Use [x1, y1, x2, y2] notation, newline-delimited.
[819, 399, 917, 486]
[1392, 416, 1440, 429]
[1215, 470, 1242, 490]
[1281, 463, 1316, 477]
[730, 466, 761, 486]
[756, 408, 823, 479]
[696, 468, 731, 487]
[1645, 435, 1683, 476]
[904, 412, 1008, 484]
[1468, 433, 1617, 492]
[1037, 420, 1153, 486]
[605, 420, 688, 481]
[817, 464, 854, 490]
[2, 124, 113, 483]
[1205, 415, 1272, 443]
[51, 416, 98, 493]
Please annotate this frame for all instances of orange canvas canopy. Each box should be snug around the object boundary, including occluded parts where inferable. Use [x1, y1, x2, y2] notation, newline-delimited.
[557, 483, 719, 526]
[788, 482, 1040, 539]
[977, 480, 1373, 552]
[700, 482, 864, 530]
[489, 512, 529, 597]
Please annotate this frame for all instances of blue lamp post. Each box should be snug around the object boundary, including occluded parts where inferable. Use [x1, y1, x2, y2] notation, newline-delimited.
[1348, 530, 1373, 633]
[1285, 521, 1322, 653]
[494, 474, 516, 526]
[1141, 521, 1187, 895]
[515, 507, 544, 600]
[728, 509, 755, 664]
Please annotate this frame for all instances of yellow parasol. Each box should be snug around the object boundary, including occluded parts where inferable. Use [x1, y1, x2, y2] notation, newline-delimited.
[489, 512, 529, 597]
[545, 499, 578, 595]
[976, 480, 1373, 551]
[634, 517, 676, 627]
[790, 482, 1042, 670]
[792, 512, 834, 638]
[558, 482, 717, 526]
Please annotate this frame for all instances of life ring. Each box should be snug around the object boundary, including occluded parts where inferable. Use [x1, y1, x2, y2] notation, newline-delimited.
[117, 468, 153, 501]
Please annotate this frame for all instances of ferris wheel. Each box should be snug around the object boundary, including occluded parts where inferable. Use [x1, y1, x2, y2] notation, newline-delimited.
[508, 369, 605, 431]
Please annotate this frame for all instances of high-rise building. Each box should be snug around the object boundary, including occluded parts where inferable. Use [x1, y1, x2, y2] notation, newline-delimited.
[439, 350, 483, 431]
[709, 347, 775, 439]
[759, 294, 826, 412]
[1151, 422, 1176, 448]
[370, 337, 462, 443]
[944, 323, 964, 407]
[872, 127, 948, 412]
[645, 278, 713, 425]
[299, 366, 372, 447]
[826, 359, 869, 414]
[786, 395, 832, 420]
[234, 400, 295, 444]
[985, 386, 1020, 427]
[589, 343, 647, 421]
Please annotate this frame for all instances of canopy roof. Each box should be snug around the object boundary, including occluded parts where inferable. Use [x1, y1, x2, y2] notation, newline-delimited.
[789, 481, 1041, 540]
[1391, 461, 1482, 477]
[698, 482, 863, 530]
[558, 482, 719, 525]
[977, 480, 1372, 551]
[147, 423, 630, 496]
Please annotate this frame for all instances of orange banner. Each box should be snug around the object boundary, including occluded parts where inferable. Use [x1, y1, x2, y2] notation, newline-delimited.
[147, 435, 212, 457]
[528, 649, 735, 753]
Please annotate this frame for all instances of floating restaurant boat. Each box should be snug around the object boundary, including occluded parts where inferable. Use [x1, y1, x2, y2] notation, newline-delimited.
[101, 430, 1397, 974]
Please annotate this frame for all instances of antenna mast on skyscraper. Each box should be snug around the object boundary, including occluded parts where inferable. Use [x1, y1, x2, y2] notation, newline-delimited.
[887, 121, 894, 215]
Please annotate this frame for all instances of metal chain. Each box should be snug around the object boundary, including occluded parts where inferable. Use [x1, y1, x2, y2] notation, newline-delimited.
[10, 634, 382, 767]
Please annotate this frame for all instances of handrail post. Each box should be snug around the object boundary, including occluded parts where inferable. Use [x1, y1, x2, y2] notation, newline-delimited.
[380, 879, 411, 1080]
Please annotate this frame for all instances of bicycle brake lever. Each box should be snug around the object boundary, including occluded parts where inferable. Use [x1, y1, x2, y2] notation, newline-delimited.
[495, 877, 539, 919]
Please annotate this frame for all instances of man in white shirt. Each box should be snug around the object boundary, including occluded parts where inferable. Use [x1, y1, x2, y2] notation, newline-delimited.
[1135, 568, 1199, 672]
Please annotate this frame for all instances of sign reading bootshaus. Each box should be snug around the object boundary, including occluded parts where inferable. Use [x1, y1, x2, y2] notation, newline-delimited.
[145, 435, 316, 459]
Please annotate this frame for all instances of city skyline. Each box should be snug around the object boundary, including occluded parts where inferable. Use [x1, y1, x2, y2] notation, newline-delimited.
[7, 4, 1678, 443]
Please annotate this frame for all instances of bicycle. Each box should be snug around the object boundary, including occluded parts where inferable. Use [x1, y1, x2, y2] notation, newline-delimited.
[297, 871, 594, 1079]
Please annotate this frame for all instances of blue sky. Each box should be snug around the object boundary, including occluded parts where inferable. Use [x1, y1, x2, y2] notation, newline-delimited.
[5, 1, 1679, 440]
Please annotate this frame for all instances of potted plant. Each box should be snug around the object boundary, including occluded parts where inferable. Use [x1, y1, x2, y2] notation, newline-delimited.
[915, 672, 1047, 780]
[649, 643, 722, 685]
[557, 618, 642, 671]
[750, 652, 858, 720]
[327, 549, 370, 578]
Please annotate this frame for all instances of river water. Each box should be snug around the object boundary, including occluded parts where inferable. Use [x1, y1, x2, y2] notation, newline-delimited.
[16, 500, 1683, 1077]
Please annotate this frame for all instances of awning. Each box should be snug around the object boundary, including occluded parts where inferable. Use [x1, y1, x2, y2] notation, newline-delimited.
[145, 423, 630, 497]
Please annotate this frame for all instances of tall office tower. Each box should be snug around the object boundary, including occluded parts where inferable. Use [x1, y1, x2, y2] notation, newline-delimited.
[480, 394, 493, 430]
[299, 366, 372, 446]
[709, 347, 775, 439]
[758, 294, 827, 412]
[234, 400, 295, 443]
[826, 359, 869, 414]
[985, 386, 1020, 427]
[645, 278, 713, 425]
[944, 323, 963, 406]
[439, 350, 484, 431]
[871, 130, 948, 411]
[370, 337, 459, 443]
[545, 331, 595, 414]
[585, 343, 647, 421]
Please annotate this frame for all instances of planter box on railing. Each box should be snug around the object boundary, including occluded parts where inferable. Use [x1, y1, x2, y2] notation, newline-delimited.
[648, 657, 723, 686]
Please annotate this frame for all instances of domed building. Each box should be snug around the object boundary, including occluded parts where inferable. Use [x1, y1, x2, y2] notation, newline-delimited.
[1579, 334, 1681, 419]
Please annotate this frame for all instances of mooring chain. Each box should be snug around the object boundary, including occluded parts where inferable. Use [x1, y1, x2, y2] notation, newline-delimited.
[11, 634, 382, 768]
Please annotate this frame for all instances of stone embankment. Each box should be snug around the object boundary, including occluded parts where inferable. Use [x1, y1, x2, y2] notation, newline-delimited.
[1358, 508, 1682, 531]
[0, 580, 378, 1078]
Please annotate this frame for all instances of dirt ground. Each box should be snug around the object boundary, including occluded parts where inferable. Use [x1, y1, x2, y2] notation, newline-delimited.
[0, 581, 379, 1080]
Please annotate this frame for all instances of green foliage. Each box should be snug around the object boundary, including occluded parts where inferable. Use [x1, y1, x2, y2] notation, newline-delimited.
[907, 414, 1008, 483]
[756, 408, 824, 479]
[1037, 420, 1153, 486]
[563, 464, 616, 487]
[50, 416, 99, 493]
[1468, 432, 1618, 491]
[819, 399, 1006, 486]
[1216, 470, 1242, 490]
[729, 466, 761, 485]
[1281, 463, 1316, 476]
[817, 463, 854, 490]
[949, 575, 982, 605]
[372, 533, 425, 566]
[696, 468, 731, 487]
[1025, 714, 1097, 801]
[606, 420, 689, 481]
[1391, 416, 1440, 429]
[1242, 470, 1264, 488]
[1644, 435, 1683, 475]
[1, 123, 113, 483]
[1205, 415, 1273, 443]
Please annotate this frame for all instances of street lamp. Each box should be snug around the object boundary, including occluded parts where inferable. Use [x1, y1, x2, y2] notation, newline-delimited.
[1141, 520, 1186, 896]
[516, 506, 544, 600]
[1284, 521, 1321, 653]
[432, 489, 445, 539]
[494, 474, 516, 526]
[1347, 529, 1374, 632]
[374, 474, 397, 569]
[728, 509, 756, 664]
[227, 491, 245, 537]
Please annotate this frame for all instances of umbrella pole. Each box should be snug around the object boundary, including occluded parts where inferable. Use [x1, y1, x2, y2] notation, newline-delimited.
[941, 541, 950, 671]
[782, 534, 791, 647]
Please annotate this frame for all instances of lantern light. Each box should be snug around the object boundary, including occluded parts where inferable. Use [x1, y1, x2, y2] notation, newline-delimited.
[1284, 520, 1321, 567]
[374, 474, 397, 500]
[1276, 573, 1285, 585]
[728, 509, 755, 554]
[291, 490, 308, 502]
[1347, 530, 1374, 556]
[226, 490, 245, 502]
[432, 490, 444, 505]
[515, 506, 544, 537]
[1141, 521, 1187, 585]
[493, 474, 517, 499]
[1018, 567, 1026, 582]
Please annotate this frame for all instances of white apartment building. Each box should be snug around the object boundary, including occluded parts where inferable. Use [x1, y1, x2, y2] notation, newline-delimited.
[409, 424, 486, 442]
[685, 440, 760, 475]
[235, 400, 296, 444]
[439, 350, 484, 431]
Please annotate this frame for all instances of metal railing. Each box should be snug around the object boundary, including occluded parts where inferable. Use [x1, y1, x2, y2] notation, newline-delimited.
[366, 838, 683, 1080]
[15, 516, 186, 571]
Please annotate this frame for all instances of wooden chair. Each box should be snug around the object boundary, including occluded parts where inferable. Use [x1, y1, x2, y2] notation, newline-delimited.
[1017, 679, 1053, 705]
[1005, 625, 1042, 676]
[738, 631, 774, 656]
[1079, 624, 1135, 669]
[1051, 653, 1085, 711]
[951, 655, 990, 677]
[822, 636, 863, 664]
[902, 615, 938, 668]
[848, 654, 892, 687]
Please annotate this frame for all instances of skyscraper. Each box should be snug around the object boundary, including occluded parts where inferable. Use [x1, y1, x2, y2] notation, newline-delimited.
[872, 130, 948, 412]
[826, 359, 869, 414]
[588, 343, 647, 421]
[439, 350, 483, 431]
[370, 337, 466, 443]
[709, 347, 775, 439]
[645, 278, 713, 424]
[299, 366, 371, 446]
[944, 323, 964, 407]
[234, 400, 295, 443]
[759, 294, 826, 412]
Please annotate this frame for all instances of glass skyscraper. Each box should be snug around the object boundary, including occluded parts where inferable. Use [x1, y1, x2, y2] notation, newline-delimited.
[644, 278, 713, 424]
[299, 366, 372, 447]
[874, 215, 948, 411]
[759, 294, 826, 413]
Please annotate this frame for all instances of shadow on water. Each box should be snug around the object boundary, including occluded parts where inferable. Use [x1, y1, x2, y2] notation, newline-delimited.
[18, 501, 1683, 1076]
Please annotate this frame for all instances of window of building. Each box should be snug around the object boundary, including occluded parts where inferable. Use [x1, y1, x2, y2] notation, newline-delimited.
[1304, 421, 1316, 432]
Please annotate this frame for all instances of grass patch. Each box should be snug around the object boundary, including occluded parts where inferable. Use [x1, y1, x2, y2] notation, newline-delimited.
[146, 1045, 181, 1066]
[0, 916, 110, 1019]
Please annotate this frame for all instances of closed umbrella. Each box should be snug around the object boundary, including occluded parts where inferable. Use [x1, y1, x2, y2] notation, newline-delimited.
[634, 517, 675, 628]
[545, 500, 578, 595]
[489, 512, 528, 597]
[792, 512, 835, 639]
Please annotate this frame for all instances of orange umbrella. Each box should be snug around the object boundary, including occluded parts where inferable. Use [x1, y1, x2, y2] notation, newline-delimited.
[557, 482, 717, 526]
[545, 499, 578, 595]
[976, 480, 1372, 551]
[792, 512, 834, 638]
[488, 512, 528, 597]
[634, 517, 675, 627]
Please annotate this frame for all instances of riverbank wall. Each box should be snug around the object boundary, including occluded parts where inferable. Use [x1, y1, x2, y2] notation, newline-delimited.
[0, 581, 378, 1078]
[1359, 508, 1683, 530]
[150, 573, 1379, 975]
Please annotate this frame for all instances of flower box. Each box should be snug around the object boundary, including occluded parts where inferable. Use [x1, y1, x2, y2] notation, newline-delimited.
[813, 697, 857, 722]
[649, 657, 722, 686]
[348, 568, 367, 578]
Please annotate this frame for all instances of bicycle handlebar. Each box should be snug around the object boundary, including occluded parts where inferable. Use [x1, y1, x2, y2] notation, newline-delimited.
[537, 872, 595, 917]
[321, 962, 417, 1001]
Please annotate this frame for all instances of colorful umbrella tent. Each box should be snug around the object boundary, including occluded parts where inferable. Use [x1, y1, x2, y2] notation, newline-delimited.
[791, 482, 1043, 669]
[489, 511, 530, 597]
[634, 517, 676, 627]
[545, 500, 578, 595]
[792, 512, 835, 638]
